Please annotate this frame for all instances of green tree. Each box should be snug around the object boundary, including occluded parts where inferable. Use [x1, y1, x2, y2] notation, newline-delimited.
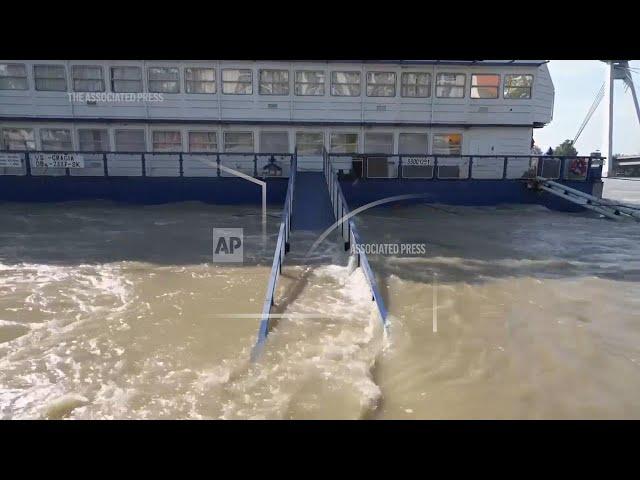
[553, 139, 578, 156]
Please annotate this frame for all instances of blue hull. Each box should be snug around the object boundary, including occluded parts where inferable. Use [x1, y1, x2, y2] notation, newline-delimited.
[0, 175, 600, 212]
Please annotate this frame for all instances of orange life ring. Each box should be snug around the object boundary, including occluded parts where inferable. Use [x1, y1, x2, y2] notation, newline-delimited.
[569, 158, 587, 177]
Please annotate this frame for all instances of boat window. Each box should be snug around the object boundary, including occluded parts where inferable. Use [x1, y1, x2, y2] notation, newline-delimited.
[471, 74, 500, 99]
[330, 133, 359, 153]
[436, 73, 465, 98]
[33, 65, 67, 91]
[366, 72, 396, 97]
[115, 129, 146, 152]
[78, 129, 109, 151]
[224, 132, 254, 152]
[1, 128, 35, 150]
[295, 132, 324, 154]
[111, 66, 143, 93]
[0, 64, 28, 90]
[259, 70, 289, 95]
[331, 71, 361, 97]
[260, 131, 289, 153]
[401, 72, 431, 98]
[365, 132, 394, 154]
[152, 131, 182, 152]
[185, 68, 216, 94]
[148, 67, 180, 93]
[222, 69, 253, 95]
[504, 74, 534, 99]
[40, 129, 73, 151]
[433, 133, 462, 155]
[398, 133, 428, 154]
[294, 71, 325, 96]
[189, 131, 218, 152]
[72, 65, 105, 92]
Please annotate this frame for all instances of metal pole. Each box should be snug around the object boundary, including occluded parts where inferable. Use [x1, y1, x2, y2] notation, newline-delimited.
[603, 62, 614, 177]
[262, 183, 267, 242]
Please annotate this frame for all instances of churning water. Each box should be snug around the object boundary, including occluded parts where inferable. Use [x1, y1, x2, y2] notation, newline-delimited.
[1, 178, 639, 419]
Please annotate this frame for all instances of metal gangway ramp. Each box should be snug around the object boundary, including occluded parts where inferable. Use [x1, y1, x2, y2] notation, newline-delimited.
[251, 151, 388, 360]
[535, 177, 640, 221]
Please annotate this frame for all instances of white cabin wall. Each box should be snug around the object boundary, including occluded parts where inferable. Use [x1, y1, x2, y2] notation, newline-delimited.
[533, 63, 554, 125]
[0, 60, 552, 128]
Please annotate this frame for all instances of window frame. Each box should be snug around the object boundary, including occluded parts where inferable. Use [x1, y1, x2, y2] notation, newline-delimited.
[33, 64, 67, 92]
[40, 128, 74, 152]
[295, 131, 325, 155]
[185, 67, 217, 94]
[0, 63, 28, 91]
[77, 128, 110, 152]
[114, 129, 147, 152]
[294, 70, 325, 96]
[151, 130, 183, 152]
[110, 66, 143, 93]
[330, 132, 359, 153]
[435, 72, 466, 99]
[147, 66, 180, 94]
[71, 65, 105, 92]
[503, 74, 534, 99]
[188, 131, 218, 153]
[364, 132, 395, 154]
[1, 127, 36, 151]
[470, 73, 501, 99]
[400, 72, 431, 98]
[432, 133, 463, 156]
[398, 132, 429, 155]
[330, 71, 361, 97]
[222, 69, 253, 95]
[259, 69, 290, 96]
[259, 131, 290, 153]
[366, 71, 397, 98]
[223, 131, 254, 152]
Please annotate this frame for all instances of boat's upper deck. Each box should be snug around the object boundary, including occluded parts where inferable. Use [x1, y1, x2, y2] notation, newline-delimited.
[0, 60, 554, 127]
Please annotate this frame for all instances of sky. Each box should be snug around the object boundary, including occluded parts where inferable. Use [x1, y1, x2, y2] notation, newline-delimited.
[533, 60, 640, 156]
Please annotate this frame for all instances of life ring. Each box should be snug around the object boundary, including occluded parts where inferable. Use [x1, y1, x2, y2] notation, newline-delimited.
[569, 158, 587, 177]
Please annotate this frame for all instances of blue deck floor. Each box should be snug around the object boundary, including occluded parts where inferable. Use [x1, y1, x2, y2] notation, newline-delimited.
[291, 172, 336, 232]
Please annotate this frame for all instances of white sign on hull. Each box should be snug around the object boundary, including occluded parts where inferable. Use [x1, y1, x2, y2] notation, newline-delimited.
[0, 153, 23, 168]
[32, 153, 85, 169]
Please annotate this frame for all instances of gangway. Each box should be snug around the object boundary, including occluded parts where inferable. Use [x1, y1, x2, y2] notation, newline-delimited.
[534, 177, 640, 221]
[251, 150, 389, 360]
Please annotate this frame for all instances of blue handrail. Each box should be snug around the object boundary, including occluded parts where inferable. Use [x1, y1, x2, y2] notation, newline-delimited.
[251, 150, 297, 360]
[322, 148, 388, 327]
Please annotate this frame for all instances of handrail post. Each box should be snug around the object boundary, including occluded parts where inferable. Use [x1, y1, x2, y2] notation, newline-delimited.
[216, 153, 221, 177]
[468, 156, 473, 179]
[398, 156, 403, 179]
[254, 154, 258, 177]
[141, 152, 146, 177]
[179, 152, 184, 177]
[502, 156, 508, 179]
[25, 151, 31, 176]
[103, 153, 109, 177]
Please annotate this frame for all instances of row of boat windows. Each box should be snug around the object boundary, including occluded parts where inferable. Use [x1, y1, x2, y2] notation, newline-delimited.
[0, 64, 534, 99]
[0, 128, 463, 155]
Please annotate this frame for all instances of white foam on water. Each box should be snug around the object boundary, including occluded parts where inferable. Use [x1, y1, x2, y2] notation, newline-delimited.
[0, 261, 137, 419]
[194, 264, 386, 420]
